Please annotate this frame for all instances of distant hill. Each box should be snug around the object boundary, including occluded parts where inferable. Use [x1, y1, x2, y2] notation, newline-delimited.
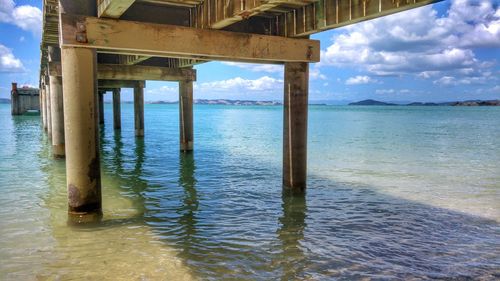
[450, 100, 500, 106]
[0, 98, 11, 104]
[195, 99, 281, 106]
[349, 99, 396, 106]
[350, 99, 500, 106]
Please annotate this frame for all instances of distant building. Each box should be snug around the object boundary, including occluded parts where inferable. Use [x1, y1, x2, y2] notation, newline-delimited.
[11, 83, 40, 115]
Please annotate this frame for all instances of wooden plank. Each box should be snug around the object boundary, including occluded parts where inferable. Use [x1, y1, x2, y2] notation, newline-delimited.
[98, 0, 136, 18]
[49, 61, 196, 81]
[196, 0, 317, 29]
[98, 64, 196, 81]
[59, 14, 320, 63]
[98, 79, 146, 88]
[282, 0, 442, 37]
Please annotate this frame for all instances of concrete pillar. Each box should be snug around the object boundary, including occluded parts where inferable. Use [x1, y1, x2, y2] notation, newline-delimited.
[61, 47, 101, 223]
[45, 82, 52, 140]
[40, 87, 46, 127]
[113, 88, 121, 130]
[179, 80, 193, 152]
[49, 46, 65, 158]
[134, 84, 145, 137]
[98, 90, 105, 125]
[283, 62, 309, 192]
[41, 83, 48, 131]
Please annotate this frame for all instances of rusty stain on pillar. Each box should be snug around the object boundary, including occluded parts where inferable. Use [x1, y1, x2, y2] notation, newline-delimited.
[49, 46, 65, 158]
[134, 83, 145, 137]
[179, 79, 193, 152]
[283, 62, 309, 192]
[61, 47, 102, 223]
[98, 90, 105, 125]
[113, 88, 121, 130]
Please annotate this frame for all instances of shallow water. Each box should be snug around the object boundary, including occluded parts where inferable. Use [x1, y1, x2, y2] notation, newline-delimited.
[0, 103, 499, 280]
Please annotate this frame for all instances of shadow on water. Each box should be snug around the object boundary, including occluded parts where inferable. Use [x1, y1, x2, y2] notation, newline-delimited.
[14, 108, 498, 280]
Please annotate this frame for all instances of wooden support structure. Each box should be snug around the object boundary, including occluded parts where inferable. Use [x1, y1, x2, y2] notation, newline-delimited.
[61, 47, 102, 223]
[113, 88, 121, 130]
[48, 46, 65, 158]
[98, 90, 105, 125]
[179, 78, 194, 152]
[283, 62, 309, 191]
[59, 14, 320, 63]
[98, 0, 136, 18]
[49, 62, 196, 82]
[134, 83, 145, 137]
[99, 79, 145, 89]
[38, 0, 442, 223]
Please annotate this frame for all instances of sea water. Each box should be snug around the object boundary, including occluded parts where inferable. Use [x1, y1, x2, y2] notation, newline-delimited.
[0, 103, 498, 280]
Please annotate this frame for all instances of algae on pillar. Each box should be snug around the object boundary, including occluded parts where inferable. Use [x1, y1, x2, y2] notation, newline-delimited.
[179, 79, 194, 152]
[61, 47, 102, 223]
[48, 46, 65, 158]
[283, 62, 309, 192]
[113, 88, 121, 130]
[134, 82, 145, 137]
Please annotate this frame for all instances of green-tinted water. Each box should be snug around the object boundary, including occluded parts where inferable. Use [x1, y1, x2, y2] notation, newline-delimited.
[0, 104, 499, 280]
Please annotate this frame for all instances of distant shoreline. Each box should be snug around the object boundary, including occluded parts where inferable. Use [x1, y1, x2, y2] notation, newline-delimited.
[348, 99, 500, 106]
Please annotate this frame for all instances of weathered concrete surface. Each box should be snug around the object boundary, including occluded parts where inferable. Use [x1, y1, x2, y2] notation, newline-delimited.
[61, 47, 102, 223]
[179, 80, 193, 152]
[113, 88, 121, 130]
[283, 62, 308, 191]
[134, 86, 145, 137]
[49, 46, 65, 158]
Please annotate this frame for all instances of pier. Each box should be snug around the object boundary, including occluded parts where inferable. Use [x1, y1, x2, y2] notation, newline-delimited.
[10, 83, 40, 116]
[38, 0, 439, 222]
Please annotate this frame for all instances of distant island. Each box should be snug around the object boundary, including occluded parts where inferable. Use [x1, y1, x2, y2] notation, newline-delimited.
[148, 99, 282, 106]
[349, 99, 500, 106]
[0, 98, 11, 104]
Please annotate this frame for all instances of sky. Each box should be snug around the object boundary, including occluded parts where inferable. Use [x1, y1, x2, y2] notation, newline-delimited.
[0, 0, 499, 103]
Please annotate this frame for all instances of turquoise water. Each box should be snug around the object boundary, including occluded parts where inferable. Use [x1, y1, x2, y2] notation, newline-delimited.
[0, 103, 499, 280]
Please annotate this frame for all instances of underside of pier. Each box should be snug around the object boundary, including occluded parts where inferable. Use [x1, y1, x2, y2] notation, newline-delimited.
[39, 0, 440, 222]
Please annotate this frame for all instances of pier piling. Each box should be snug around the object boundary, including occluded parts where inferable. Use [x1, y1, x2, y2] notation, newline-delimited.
[113, 88, 121, 130]
[134, 83, 145, 137]
[61, 47, 102, 222]
[283, 62, 309, 192]
[48, 46, 65, 158]
[45, 83, 52, 140]
[98, 90, 105, 125]
[179, 79, 193, 152]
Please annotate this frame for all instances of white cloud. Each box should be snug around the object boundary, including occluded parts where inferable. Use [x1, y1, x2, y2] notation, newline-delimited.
[0, 0, 42, 36]
[345, 75, 378, 85]
[146, 85, 177, 95]
[310, 67, 327, 80]
[0, 44, 24, 73]
[199, 76, 283, 92]
[375, 89, 414, 95]
[321, 1, 499, 77]
[433, 70, 495, 86]
[221, 62, 283, 73]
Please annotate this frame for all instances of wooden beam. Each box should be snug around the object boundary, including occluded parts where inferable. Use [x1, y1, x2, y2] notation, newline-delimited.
[280, 0, 442, 37]
[98, 64, 196, 81]
[119, 55, 150, 65]
[59, 14, 320, 63]
[194, 0, 316, 30]
[98, 0, 136, 18]
[49, 61, 196, 81]
[98, 79, 145, 88]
